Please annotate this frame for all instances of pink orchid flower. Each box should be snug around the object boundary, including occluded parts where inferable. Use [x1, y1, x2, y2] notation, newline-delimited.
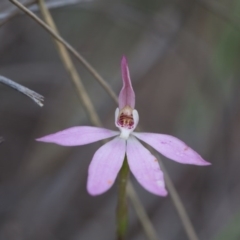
[37, 57, 210, 196]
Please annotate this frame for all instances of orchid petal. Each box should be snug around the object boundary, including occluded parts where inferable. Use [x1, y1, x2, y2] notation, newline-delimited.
[126, 136, 167, 196]
[87, 137, 126, 195]
[36, 126, 119, 146]
[118, 56, 135, 109]
[133, 132, 210, 165]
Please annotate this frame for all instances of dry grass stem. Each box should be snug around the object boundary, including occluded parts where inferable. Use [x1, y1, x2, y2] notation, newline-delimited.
[38, 0, 102, 127]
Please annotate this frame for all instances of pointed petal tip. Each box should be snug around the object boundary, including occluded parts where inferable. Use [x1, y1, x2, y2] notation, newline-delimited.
[161, 190, 168, 197]
[121, 56, 128, 73]
[195, 157, 211, 166]
[199, 161, 211, 166]
[154, 186, 168, 196]
[35, 136, 64, 145]
[87, 180, 113, 196]
[121, 55, 127, 64]
[35, 136, 47, 142]
[149, 188, 168, 197]
[87, 187, 105, 196]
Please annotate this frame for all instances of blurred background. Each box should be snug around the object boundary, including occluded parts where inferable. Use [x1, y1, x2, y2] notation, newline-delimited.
[0, 0, 240, 239]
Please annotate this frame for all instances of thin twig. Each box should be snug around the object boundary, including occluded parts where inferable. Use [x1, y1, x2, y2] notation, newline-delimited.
[0, 75, 44, 107]
[38, 0, 101, 127]
[36, 1, 158, 240]
[9, 0, 118, 104]
[9, 1, 199, 239]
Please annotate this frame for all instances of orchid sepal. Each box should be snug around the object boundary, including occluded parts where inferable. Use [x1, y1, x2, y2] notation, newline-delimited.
[36, 126, 119, 146]
[118, 56, 135, 110]
[133, 132, 211, 166]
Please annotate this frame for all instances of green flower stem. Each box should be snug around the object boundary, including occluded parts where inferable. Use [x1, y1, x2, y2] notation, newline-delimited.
[116, 157, 129, 240]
